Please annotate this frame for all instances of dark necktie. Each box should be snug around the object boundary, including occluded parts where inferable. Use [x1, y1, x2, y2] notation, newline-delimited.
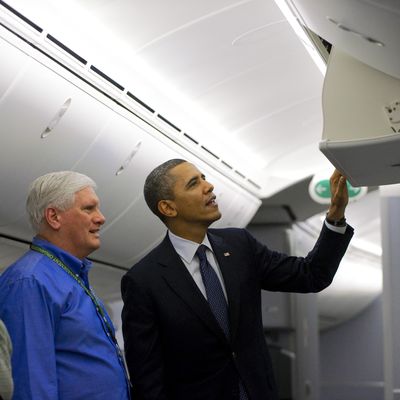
[196, 245, 249, 400]
[196, 244, 230, 339]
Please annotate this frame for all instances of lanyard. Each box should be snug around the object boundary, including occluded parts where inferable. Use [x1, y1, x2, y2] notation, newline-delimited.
[30, 244, 132, 390]
[30, 244, 132, 395]
[30, 244, 118, 344]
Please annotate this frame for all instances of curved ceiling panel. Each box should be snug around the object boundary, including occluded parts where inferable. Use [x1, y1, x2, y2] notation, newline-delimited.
[0, 37, 112, 226]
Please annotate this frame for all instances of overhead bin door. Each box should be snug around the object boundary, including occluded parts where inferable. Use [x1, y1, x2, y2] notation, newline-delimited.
[0, 36, 112, 232]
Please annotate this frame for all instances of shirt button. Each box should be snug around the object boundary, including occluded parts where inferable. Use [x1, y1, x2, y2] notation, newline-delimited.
[232, 352, 237, 359]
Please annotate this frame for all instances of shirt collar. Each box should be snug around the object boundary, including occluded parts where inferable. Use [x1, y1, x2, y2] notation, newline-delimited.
[168, 231, 212, 263]
[32, 236, 92, 275]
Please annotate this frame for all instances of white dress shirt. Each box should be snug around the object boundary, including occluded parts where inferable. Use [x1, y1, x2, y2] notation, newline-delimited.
[324, 220, 347, 234]
[168, 231, 228, 302]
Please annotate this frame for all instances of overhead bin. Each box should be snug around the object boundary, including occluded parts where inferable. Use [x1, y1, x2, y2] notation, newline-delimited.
[289, 0, 400, 80]
[319, 47, 400, 187]
[0, 35, 113, 229]
[287, 0, 400, 187]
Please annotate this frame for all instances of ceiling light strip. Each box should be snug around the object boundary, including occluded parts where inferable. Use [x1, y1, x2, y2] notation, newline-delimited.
[274, 0, 326, 75]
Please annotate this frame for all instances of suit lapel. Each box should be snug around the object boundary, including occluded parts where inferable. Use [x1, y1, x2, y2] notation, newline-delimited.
[208, 232, 241, 344]
[158, 235, 228, 344]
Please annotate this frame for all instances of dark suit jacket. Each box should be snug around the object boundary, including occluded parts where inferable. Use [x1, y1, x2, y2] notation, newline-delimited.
[121, 224, 353, 400]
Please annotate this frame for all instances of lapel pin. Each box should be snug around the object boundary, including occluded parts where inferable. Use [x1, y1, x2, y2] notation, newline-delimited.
[224, 252, 230, 257]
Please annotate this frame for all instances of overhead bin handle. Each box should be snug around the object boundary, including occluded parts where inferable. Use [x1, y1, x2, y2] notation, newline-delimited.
[116, 141, 142, 176]
[41, 98, 72, 138]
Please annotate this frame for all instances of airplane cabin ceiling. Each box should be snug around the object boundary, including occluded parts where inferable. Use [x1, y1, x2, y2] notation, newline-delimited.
[7, 0, 330, 198]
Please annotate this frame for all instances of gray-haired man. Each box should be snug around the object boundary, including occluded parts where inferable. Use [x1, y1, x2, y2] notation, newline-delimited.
[0, 171, 130, 400]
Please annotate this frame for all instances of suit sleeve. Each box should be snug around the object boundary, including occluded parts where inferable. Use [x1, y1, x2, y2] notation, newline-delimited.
[247, 222, 354, 293]
[121, 274, 168, 400]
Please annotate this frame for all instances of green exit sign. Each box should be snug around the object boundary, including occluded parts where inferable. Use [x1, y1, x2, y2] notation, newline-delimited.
[309, 175, 367, 204]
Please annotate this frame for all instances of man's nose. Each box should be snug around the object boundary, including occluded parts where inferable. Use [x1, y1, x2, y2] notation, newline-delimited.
[203, 180, 214, 193]
[95, 210, 106, 225]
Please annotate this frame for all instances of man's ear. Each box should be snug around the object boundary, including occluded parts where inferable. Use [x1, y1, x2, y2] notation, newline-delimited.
[44, 207, 62, 230]
[158, 200, 177, 218]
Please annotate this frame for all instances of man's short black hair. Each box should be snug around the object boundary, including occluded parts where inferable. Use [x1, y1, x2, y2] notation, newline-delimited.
[143, 159, 186, 221]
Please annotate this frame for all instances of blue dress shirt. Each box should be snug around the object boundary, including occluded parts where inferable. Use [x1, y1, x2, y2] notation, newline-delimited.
[0, 237, 130, 400]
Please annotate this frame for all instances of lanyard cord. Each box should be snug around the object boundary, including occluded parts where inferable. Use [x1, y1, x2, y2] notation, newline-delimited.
[30, 244, 117, 344]
[30, 244, 133, 395]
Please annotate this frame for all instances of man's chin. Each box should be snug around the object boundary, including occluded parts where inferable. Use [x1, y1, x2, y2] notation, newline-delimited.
[208, 211, 222, 225]
[89, 241, 101, 254]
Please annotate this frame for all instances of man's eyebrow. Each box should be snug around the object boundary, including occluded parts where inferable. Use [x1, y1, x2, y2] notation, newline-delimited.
[82, 202, 96, 209]
[184, 172, 206, 188]
[185, 176, 198, 188]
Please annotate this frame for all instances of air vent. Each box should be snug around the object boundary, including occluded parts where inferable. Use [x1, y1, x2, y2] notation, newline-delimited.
[46, 34, 87, 65]
[0, 0, 42, 32]
[183, 133, 198, 145]
[221, 161, 233, 169]
[90, 65, 124, 91]
[247, 179, 261, 189]
[126, 91, 154, 113]
[201, 146, 219, 160]
[157, 114, 181, 132]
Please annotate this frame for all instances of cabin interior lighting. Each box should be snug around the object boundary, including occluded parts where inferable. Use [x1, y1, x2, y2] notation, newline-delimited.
[273, 0, 326, 75]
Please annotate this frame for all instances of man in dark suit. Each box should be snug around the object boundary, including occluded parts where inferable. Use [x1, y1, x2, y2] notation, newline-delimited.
[121, 159, 353, 400]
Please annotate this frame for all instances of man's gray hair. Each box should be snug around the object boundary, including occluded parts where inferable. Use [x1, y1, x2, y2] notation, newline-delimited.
[26, 171, 96, 233]
[144, 159, 186, 221]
